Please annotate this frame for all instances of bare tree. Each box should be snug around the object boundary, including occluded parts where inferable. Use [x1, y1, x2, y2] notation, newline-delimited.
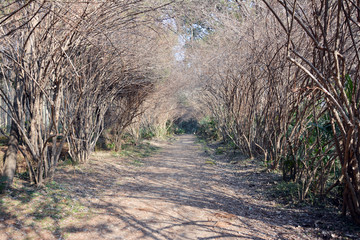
[182, 0, 344, 211]
[260, 0, 360, 224]
[0, 1, 91, 186]
[0, 0, 176, 185]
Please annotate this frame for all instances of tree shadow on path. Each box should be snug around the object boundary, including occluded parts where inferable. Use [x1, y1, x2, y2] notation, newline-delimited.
[54, 135, 319, 239]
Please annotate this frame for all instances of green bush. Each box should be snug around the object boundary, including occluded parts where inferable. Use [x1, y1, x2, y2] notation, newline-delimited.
[0, 136, 8, 146]
[273, 181, 301, 203]
[197, 116, 220, 141]
[140, 128, 156, 139]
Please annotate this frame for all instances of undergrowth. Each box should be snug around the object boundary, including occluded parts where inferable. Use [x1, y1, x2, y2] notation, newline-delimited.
[111, 142, 160, 159]
[0, 179, 90, 235]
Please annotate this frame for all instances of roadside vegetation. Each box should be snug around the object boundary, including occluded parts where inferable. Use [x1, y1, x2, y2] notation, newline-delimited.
[180, 0, 360, 226]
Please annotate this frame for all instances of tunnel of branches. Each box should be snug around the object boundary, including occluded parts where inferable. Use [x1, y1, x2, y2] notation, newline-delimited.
[1, 0, 360, 226]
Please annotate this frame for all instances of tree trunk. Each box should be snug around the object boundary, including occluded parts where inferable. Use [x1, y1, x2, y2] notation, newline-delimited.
[1, 121, 19, 189]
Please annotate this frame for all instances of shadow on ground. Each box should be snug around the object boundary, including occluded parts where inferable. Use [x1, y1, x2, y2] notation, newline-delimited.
[51, 135, 305, 239]
[1, 135, 359, 239]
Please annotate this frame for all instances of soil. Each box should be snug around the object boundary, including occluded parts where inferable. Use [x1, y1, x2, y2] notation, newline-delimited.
[0, 134, 359, 239]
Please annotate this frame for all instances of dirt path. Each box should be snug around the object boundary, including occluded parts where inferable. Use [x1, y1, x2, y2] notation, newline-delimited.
[1, 135, 322, 239]
[56, 134, 311, 240]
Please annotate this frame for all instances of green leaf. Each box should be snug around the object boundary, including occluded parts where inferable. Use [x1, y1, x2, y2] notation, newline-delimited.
[345, 74, 353, 101]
